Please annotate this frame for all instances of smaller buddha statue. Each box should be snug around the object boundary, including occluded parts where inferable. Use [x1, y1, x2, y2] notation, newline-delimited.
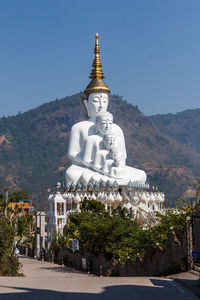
[109, 147, 124, 178]
[82, 110, 113, 167]
[99, 134, 124, 178]
[93, 133, 118, 172]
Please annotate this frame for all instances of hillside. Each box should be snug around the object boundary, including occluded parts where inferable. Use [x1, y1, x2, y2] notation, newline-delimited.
[0, 93, 199, 209]
[150, 109, 200, 154]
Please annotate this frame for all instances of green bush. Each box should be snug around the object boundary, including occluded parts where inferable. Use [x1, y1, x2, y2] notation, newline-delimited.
[63, 199, 191, 264]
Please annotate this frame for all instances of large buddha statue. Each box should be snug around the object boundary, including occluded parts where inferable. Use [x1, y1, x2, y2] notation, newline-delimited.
[66, 34, 146, 186]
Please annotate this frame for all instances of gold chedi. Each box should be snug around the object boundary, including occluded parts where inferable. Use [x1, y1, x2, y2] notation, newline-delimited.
[84, 33, 110, 98]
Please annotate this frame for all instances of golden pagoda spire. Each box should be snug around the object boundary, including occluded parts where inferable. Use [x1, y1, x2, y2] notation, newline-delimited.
[84, 33, 110, 98]
[89, 33, 105, 79]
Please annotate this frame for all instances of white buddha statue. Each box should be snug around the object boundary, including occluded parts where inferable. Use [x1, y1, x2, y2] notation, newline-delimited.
[92, 114, 124, 178]
[65, 33, 146, 186]
[82, 110, 113, 167]
[109, 147, 124, 178]
[93, 132, 117, 175]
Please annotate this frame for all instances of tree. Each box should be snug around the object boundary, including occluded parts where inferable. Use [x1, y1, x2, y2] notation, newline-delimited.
[0, 216, 20, 276]
[9, 189, 29, 202]
[0, 188, 33, 275]
[63, 199, 192, 264]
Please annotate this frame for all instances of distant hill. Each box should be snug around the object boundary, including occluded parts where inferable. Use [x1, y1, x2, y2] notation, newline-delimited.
[0, 93, 199, 209]
[150, 109, 200, 154]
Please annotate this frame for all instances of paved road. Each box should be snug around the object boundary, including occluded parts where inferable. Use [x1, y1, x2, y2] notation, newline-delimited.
[0, 256, 198, 300]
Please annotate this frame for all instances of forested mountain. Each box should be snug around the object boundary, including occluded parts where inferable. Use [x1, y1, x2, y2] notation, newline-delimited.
[0, 93, 199, 209]
[150, 109, 200, 154]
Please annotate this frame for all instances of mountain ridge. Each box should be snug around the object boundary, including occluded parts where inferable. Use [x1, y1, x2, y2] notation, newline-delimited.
[150, 108, 200, 154]
[0, 93, 199, 209]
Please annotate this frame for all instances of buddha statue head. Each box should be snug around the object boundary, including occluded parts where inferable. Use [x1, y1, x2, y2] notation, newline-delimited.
[103, 133, 116, 149]
[109, 147, 120, 166]
[82, 33, 110, 119]
[95, 111, 113, 135]
[83, 92, 109, 119]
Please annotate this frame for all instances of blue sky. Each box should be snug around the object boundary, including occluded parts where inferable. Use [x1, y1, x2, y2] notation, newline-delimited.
[0, 0, 199, 117]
